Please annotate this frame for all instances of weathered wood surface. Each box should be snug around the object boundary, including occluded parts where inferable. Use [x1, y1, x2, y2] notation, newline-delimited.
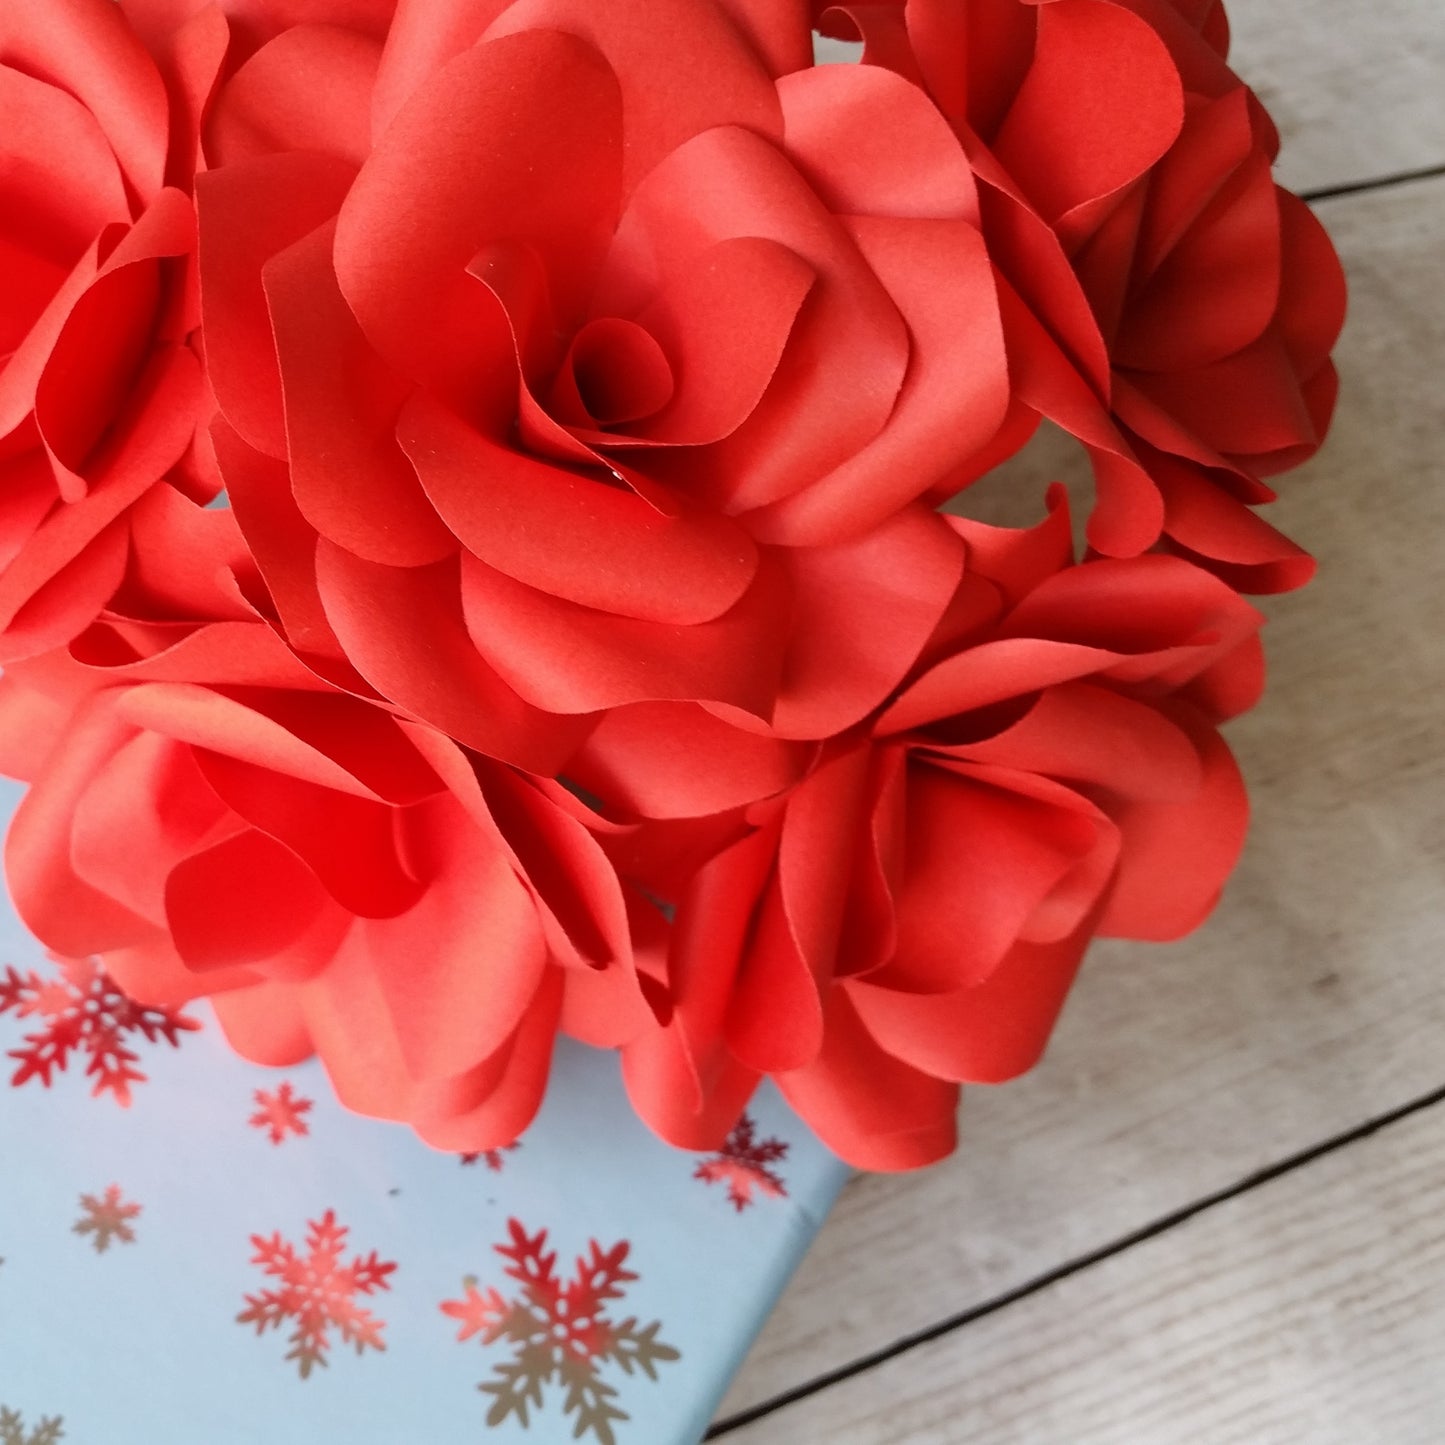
[724, 1100, 1445, 1444]
[1227, 0, 1445, 196]
[717, 1, 1445, 1432]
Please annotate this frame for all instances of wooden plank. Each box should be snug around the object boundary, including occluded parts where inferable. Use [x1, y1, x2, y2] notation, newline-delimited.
[819, 0, 1445, 197]
[719, 170, 1445, 1421]
[1226, 0, 1445, 196]
[722, 1099, 1445, 1444]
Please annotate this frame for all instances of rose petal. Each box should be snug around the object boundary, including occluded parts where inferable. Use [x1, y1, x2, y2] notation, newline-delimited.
[365, 794, 548, 1082]
[211, 981, 314, 1066]
[878, 761, 1101, 992]
[70, 728, 227, 924]
[5, 695, 156, 953]
[613, 237, 816, 449]
[569, 701, 809, 820]
[399, 389, 759, 626]
[165, 827, 335, 973]
[992, 0, 1184, 224]
[771, 504, 965, 738]
[207, 22, 383, 167]
[777, 61, 979, 223]
[1097, 704, 1248, 939]
[749, 214, 1008, 543]
[1, 0, 168, 198]
[776, 985, 959, 1171]
[482, 0, 785, 196]
[459, 547, 790, 717]
[316, 542, 595, 774]
[264, 220, 456, 567]
[197, 150, 358, 457]
[846, 914, 1096, 1084]
[336, 29, 622, 391]
[600, 123, 910, 513]
[192, 749, 423, 919]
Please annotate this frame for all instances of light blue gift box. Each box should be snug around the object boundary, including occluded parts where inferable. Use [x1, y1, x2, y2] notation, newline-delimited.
[0, 776, 847, 1444]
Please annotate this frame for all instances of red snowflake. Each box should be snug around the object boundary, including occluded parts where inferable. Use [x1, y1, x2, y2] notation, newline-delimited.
[73, 1185, 141, 1253]
[249, 1083, 313, 1144]
[441, 1219, 679, 1445]
[238, 1211, 396, 1378]
[694, 1113, 789, 1212]
[0, 954, 199, 1106]
[459, 1140, 521, 1171]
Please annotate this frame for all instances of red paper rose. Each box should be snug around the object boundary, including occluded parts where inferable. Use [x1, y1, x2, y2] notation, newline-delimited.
[617, 491, 1263, 1169]
[817, 0, 1346, 591]
[191, 0, 1011, 754]
[0, 656, 648, 1151]
[0, 0, 211, 662]
[0, 0, 1344, 1177]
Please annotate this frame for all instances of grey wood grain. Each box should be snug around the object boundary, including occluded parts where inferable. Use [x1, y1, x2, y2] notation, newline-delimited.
[724, 1098, 1445, 1443]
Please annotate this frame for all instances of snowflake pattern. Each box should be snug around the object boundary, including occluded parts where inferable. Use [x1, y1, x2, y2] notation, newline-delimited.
[238, 1211, 396, 1378]
[0, 955, 199, 1105]
[694, 1114, 789, 1212]
[73, 1185, 141, 1253]
[0, 1408, 63, 1445]
[459, 1140, 521, 1171]
[441, 1219, 679, 1445]
[249, 1083, 313, 1144]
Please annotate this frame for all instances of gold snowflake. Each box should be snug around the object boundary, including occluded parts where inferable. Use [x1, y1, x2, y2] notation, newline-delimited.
[73, 1185, 140, 1253]
[0, 1406, 64, 1445]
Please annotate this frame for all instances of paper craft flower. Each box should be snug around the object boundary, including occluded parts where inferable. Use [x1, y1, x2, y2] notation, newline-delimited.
[816, 0, 1347, 590]
[193, 0, 1010, 747]
[619, 494, 1263, 1168]
[0, 0, 209, 662]
[0, 662, 648, 1152]
[0, 0, 1346, 1174]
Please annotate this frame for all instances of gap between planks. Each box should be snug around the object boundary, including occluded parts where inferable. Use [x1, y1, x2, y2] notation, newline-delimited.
[708, 1080, 1445, 1437]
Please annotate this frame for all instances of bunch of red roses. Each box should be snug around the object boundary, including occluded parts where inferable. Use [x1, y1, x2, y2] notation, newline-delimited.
[0, 0, 1343, 1169]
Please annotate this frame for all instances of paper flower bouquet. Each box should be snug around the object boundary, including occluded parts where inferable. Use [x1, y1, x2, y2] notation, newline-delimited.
[0, 0, 1345, 1175]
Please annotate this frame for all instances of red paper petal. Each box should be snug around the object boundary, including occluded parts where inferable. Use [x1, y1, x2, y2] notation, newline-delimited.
[776, 61, 979, 224]
[367, 794, 548, 1082]
[846, 913, 1095, 1083]
[992, 0, 1183, 225]
[316, 543, 595, 774]
[881, 762, 1100, 991]
[166, 827, 333, 973]
[716, 0, 814, 77]
[1097, 704, 1248, 939]
[749, 213, 1008, 543]
[772, 504, 965, 738]
[335, 29, 621, 390]
[196, 150, 358, 457]
[408, 969, 564, 1154]
[207, 21, 384, 167]
[0, 0, 168, 199]
[776, 986, 958, 1171]
[211, 981, 314, 1066]
[603, 123, 910, 515]
[570, 702, 809, 820]
[192, 749, 423, 919]
[5, 697, 156, 954]
[398, 389, 759, 626]
[263, 220, 455, 567]
[70, 728, 226, 925]
[617, 237, 816, 449]
[459, 548, 789, 718]
[209, 417, 345, 659]
[481, 0, 785, 197]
